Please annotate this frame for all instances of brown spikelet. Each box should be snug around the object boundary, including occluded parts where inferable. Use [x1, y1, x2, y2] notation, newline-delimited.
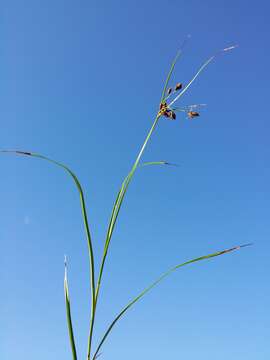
[187, 111, 200, 119]
[175, 83, 183, 91]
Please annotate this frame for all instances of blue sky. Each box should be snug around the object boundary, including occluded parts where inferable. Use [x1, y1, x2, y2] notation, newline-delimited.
[1, 0, 269, 359]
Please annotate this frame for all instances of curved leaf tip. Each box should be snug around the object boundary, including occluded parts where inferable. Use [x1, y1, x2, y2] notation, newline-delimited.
[0, 149, 32, 156]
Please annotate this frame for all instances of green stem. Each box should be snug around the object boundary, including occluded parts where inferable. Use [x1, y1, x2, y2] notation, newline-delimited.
[97, 114, 160, 296]
[87, 114, 161, 360]
[88, 47, 181, 359]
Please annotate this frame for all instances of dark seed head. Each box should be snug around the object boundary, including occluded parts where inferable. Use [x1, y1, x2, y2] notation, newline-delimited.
[171, 111, 176, 120]
[164, 110, 176, 120]
[163, 109, 170, 117]
[175, 83, 183, 91]
[167, 87, 172, 95]
[187, 111, 200, 119]
[159, 102, 167, 110]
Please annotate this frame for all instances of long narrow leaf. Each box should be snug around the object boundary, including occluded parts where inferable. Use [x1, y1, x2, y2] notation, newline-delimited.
[64, 257, 77, 360]
[0, 150, 95, 295]
[95, 159, 174, 297]
[140, 161, 177, 167]
[160, 51, 181, 102]
[102, 159, 175, 260]
[160, 36, 191, 102]
[169, 45, 237, 107]
[92, 243, 251, 359]
[0, 150, 96, 359]
[101, 160, 172, 254]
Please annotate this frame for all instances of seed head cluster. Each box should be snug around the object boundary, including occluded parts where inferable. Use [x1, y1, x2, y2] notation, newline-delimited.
[159, 102, 176, 120]
[159, 82, 201, 121]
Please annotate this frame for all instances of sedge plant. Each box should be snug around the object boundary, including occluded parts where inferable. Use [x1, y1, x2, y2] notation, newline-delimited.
[1, 43, 251, 360]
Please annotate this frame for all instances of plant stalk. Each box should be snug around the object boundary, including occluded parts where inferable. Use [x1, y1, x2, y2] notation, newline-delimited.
[87, 113, 161, 360]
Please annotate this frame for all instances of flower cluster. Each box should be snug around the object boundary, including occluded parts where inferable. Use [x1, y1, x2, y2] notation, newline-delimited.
[159, 102, 176, 120]
[159, 81, 202, 121]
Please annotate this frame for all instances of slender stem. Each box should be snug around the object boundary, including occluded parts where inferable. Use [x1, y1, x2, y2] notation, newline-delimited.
[80, 190, 96, 360]
[87, 114, 161, 360]
[88, 47, 183, 359]
[97, 113, 161, 297]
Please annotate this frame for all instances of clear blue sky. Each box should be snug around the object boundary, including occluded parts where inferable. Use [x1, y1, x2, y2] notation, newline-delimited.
[1, 1, 269, 359]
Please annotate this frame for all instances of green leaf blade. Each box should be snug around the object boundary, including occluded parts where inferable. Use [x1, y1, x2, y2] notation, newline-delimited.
[92, 243, 251, 359]
[64, 258, 78, 360]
